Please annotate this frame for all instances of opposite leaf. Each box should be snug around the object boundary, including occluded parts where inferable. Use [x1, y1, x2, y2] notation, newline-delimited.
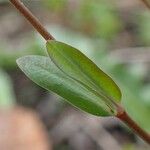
[17, 55, 112, 116]
[46, 40, 121, 110]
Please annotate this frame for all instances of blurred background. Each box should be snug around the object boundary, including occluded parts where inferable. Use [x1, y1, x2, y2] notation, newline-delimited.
[0, 0, 150, 149]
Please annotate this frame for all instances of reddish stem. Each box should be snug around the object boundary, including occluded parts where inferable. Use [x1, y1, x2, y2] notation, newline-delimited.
[9, 0, 54, 41]
[117, 110, 150, 144]
[141, 0, 150, 9]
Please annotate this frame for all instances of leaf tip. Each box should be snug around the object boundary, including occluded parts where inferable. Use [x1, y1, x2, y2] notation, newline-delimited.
[16, 56, 30, 70]
[16, 57, 22, 66]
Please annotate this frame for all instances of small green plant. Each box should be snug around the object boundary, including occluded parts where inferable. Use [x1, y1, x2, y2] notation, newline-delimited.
[10, 0, 150, 144]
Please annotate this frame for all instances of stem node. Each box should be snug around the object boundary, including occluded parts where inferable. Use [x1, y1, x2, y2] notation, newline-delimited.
[117, 110, 150, 144]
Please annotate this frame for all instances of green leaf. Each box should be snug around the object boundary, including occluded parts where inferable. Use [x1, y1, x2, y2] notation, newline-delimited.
[46, 40, 121, 108]
[17, 55, 112, 116]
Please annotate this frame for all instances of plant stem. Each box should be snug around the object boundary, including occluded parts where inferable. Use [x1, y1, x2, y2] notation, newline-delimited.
[9, 0, 54, 41]
[141, 0, 150, 9]
[116, 109, 150, 144]
[10, 0, 150, 145]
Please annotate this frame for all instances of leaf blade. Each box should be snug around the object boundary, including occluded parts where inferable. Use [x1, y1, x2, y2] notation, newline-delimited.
[46, 40, 121, 106]
[17, 55, 112, 116]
